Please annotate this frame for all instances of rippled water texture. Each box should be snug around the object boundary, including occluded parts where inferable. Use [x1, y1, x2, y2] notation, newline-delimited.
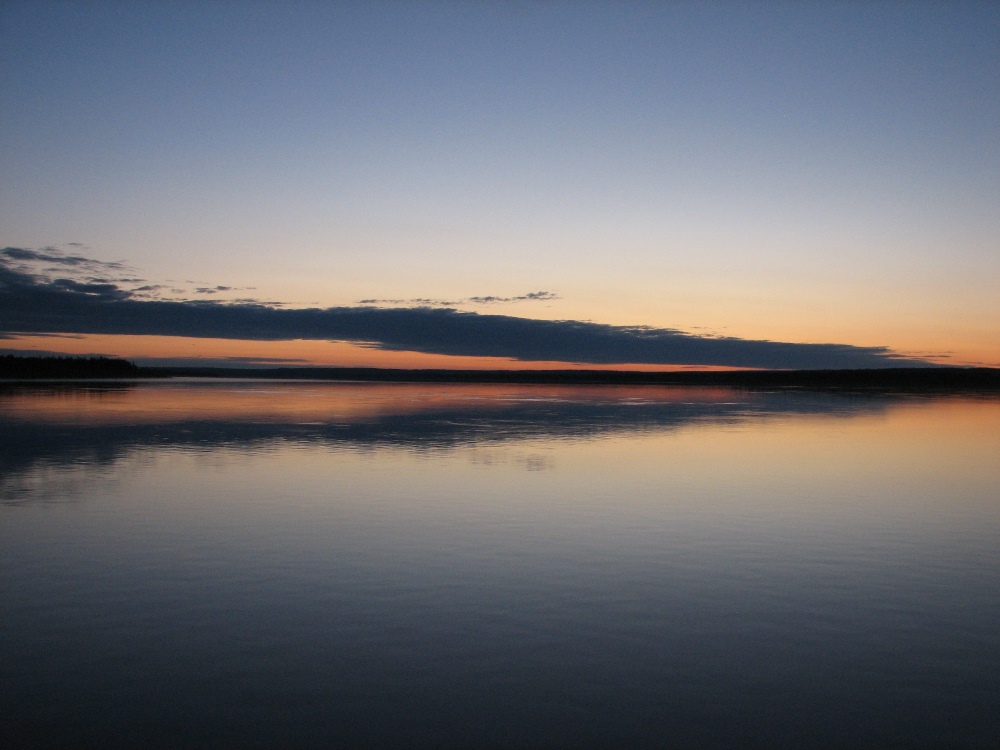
[2, 381, 999, 748]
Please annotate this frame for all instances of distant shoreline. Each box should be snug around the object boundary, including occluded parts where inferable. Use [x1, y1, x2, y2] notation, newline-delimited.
[146, 365, 1000, 392]
[2, 355, 999, 392]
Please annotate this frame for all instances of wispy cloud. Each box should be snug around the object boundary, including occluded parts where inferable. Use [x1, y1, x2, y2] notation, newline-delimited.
[1, 245, 125, 271]
[358, 291, 559, 306]
[195, 286, 234, 294]
[0, 247, 258, 302]
[468, 291, 559, 304]
[0, 250, 937, 369]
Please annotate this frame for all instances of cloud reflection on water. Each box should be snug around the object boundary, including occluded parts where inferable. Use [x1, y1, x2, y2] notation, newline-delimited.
[1, 380, 902, 505]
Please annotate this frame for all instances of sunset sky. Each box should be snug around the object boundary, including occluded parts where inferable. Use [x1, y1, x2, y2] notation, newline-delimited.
[2, 1, 998, 369]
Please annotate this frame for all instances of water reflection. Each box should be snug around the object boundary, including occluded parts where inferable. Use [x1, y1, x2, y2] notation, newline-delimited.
[2, 382, 999, 747]
[2, 380, 900, 495]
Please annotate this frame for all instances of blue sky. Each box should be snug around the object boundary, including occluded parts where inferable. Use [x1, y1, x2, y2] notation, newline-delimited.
[1, 1, 998, 367]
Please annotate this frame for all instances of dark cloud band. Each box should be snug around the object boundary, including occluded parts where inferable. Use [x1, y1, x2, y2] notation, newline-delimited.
[0, 252, 933, 369]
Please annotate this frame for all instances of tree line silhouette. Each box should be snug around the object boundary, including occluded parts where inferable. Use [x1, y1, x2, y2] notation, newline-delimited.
[2, 354, 997, 392]
[0, 355, 145, 379]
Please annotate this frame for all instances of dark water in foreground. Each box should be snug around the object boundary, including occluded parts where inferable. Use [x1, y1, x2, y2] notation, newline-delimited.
[2, 381, 999, 748]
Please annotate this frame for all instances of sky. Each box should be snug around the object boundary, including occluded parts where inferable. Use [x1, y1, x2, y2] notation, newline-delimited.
[1, 0, 998, 369]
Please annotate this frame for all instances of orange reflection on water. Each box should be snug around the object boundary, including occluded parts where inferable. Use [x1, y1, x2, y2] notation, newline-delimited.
[0, 381, 740, 426]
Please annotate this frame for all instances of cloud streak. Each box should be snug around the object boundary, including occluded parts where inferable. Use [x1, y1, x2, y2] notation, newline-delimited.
[0, 251, 935, 369]
[1, 245, 124, 270]
[358, 291, 559, 306]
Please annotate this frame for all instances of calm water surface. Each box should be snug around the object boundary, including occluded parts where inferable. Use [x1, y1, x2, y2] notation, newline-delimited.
[2, 381, 999, 748]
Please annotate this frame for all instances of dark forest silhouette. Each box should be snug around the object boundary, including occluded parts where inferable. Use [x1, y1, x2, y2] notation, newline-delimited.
[3, 354, 997, 392]
[0, 355, 145, 379]
[148, 365, 1000, 392]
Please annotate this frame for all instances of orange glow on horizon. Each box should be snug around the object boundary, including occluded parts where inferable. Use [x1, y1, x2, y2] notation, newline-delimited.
[2, 334, 766, 371]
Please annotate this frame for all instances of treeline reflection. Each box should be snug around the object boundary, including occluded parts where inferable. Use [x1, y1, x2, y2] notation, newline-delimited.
[0, 382, 907, 502]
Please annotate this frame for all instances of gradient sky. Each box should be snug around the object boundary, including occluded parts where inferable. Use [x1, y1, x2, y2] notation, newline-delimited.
[2, 1, 998, 368]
